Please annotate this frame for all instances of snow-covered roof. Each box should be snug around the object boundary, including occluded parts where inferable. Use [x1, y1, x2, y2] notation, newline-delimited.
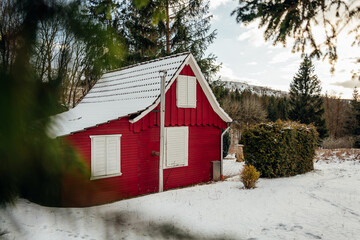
[50, 52, 231, 137]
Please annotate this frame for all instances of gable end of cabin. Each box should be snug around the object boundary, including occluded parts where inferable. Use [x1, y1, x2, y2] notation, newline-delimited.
[131, 64, 228, 133]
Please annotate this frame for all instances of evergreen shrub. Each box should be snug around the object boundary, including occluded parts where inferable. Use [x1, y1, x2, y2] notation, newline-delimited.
[223, 132, 231, 158]
[243, 120, 318, 178]
[354, 136, 360, 148]
[240, 165, 260, 189]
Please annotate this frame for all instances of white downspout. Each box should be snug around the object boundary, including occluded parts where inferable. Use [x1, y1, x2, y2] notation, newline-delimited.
[220, 124, 231, 180]
[159, 70, 167, 192]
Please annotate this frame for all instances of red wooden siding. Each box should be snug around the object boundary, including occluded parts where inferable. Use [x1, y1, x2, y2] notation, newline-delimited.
[61, 64, 227, 206]
[136, 125, 221, 194]
[132, 65, 227, 132]
[163, 126, 221, 190]
[62, 117, 140, 206]
[138, 127, 160, 195]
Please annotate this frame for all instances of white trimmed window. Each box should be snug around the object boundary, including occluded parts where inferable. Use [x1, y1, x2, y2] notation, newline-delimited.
[90, 134, 121, 179]
[177, 75, 197, 108]
[164, 127, 189, 168]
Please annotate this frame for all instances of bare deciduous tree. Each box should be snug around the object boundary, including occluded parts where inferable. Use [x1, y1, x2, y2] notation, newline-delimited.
[32, 17, 101, 109]
[223, 95, 267, 129]
[0, 0, 22, 72]
[221, 94, 267, 143]
[323, 94, 351, 138]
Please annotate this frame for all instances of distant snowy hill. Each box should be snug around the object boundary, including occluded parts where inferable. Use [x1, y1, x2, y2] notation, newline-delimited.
[223, 81, 288, 97]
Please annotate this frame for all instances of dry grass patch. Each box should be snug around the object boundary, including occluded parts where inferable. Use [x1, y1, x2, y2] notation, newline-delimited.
[315, 149, 360, 162]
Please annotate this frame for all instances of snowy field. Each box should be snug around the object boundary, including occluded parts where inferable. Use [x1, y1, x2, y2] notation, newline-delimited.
[1, 149, 360, 240]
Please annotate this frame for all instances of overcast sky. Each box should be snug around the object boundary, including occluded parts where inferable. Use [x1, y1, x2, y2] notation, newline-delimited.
[206, 0, 360, 99]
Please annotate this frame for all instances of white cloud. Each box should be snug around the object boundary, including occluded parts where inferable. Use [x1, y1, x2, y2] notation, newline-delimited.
[270, 51, 300, 64]
[322, 83, 353, 99]
[236, 20, 296, 49]
[332, 79, 360, 89]
[221, 76, 263, 86]
[217, 63, 235, 79]
[237, 30, 266, 48]
[281, 74, 293, 80]
[249, 70, 268, 76]
[247, 61, 258, 65]
[280, 61, 301, 73]
[236, 31, 250, 41]
[236, 21, 268, 47]
[217, 63, 262, 85]
[209, 0, 232, 10]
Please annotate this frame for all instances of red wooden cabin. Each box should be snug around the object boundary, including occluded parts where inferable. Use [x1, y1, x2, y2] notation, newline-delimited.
[51, 52, 232, 206]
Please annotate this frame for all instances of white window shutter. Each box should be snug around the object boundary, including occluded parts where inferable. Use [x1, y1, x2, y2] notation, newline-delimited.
[165, 128, 181, 167]
[106, 136, 120, 175]
[187, 76, 197, 108]
[177, 75, 188, 107]
[92, 137, 106, 177]
[164, 127, 189, 168]
[90, 134, 122, 179]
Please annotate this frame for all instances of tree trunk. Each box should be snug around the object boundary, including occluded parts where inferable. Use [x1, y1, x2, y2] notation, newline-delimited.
[165, 0, 170, 54]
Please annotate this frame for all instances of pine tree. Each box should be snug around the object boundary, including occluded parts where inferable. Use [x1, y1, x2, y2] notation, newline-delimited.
[210, 80, 229, 105]
[87, 0, 120, 27]
[289, 55, 328, 139]
[119, 1, 161, 64]
[353, 88, 360, 147]
[346, 87, 360, 147]
[116, 0, 219, 81]
[267, 96, 279, 121]
[277, 97, 289, 120]
[164, 0, 219, 81]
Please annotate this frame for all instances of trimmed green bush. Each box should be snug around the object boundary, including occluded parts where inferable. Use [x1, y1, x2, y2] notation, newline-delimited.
[243, 120, 318, 178]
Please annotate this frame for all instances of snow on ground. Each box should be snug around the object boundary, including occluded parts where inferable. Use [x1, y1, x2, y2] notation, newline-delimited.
[223, 158, 244, 177]
[1, 150, 360, 240]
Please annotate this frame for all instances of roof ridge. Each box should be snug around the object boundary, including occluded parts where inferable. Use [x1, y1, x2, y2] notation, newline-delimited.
[104, 52, 191, 75]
